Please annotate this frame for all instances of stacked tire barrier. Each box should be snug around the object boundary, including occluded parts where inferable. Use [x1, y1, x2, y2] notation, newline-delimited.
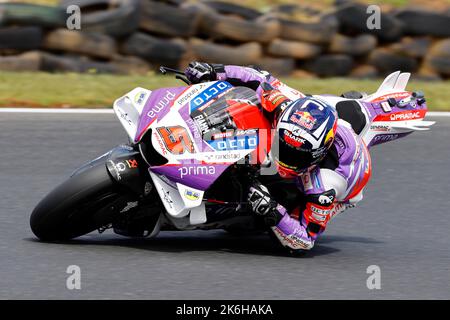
[0, 0, 450, 79]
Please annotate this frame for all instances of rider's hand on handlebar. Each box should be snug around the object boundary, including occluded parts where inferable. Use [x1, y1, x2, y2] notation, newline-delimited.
[184, 61, 217, 84]
[247, 181, 277, 216]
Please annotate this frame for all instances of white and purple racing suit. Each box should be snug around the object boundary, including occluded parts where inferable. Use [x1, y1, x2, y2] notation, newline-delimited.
[213, 65, 372, 251]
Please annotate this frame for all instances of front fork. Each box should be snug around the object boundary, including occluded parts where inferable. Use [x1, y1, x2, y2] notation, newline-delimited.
[105, 144, 161, 237]
[104, 144, 153, 196]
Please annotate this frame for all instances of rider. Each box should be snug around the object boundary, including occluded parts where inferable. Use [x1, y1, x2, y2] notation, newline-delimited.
[184, 62, 372, 252]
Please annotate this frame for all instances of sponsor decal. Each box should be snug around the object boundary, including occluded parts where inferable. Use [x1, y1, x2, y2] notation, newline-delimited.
[204, 152, 242, 162]
[162, 188, 173, 209]
[390, 111, 421, 121]
[185, 118, 201, 140]
[370, 125, 390, 132]
[156, 126, 195, 155]
[134, 91, 147, 105]
[125, 159, 138, 169]
[265, 91, 287, 109]
[107, 159, 138, 181]
[290, 111, 316, 130]
[212, 131, 234, 139]
[184, 190, 200, 201]
[374, 109, 426, 122]
[372, 134, 399, 144]
[108, 160, 122, 181]
[193, 113, 211, 135]
[371, 92, 410, 103]
[207, 134, 258, 151]
[147, 91, 176, 118]
[175, 86, 202, 107]
[153, 131, 168, 156]
[272, 227, 312, 250]
[308, 204, 331, 222]
[284, 130, 305, 148]
[178, 165, 216, 179]
[311, 145, 328, 158]
[270, 79, 304, 99]
[278, 160, 297, 170]
[190, 81, 232, 113]
[117, 108, 133, 126]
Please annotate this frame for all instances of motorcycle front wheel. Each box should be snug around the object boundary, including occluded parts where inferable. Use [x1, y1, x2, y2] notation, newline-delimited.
[30, 162, 135, 241]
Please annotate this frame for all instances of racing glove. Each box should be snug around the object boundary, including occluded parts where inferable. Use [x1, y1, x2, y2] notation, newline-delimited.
[248, 181, 316, 251]
[247, 181, 282, 226]
[185, 62, 223, 84]
[302, 189, 337, 237]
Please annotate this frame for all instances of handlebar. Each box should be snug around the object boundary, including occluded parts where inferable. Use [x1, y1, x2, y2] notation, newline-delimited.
[159, 66, 191, 85]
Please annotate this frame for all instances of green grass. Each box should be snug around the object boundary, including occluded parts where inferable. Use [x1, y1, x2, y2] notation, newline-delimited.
[7, 0, 450, 8]
[0, 71, 449, 110]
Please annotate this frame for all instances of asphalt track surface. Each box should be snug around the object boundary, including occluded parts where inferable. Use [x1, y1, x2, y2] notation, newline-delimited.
[0, 112, 449, 300]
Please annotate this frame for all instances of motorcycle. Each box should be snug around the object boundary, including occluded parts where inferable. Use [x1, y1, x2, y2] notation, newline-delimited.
[30, 68, 434, 241]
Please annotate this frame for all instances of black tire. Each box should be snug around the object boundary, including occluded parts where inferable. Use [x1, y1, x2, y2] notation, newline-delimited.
[394, 7, 450, 38]
[0, 51, 41, 71]
[189, 38, 262, 66]
[110, 55, 151, 75]
[40, 52, 81, 72]
[350, 65, 379, 79]
[416, 64, 442, 81]
[255, 56, 296, 76]
[0, 26, 43, 50]
[0, 3, 66, 28]
[278, 13, 338, 44]
[368, 48, 418, 74]
[329, 33, 377, 56]
[43, 29, 117, 60]
[335, 3, 403, 42]
[424, 39, 450, 77]
[203, 12, 280, 43]
[59, 0, 139, 38]
[267, 38, 321, 59]
[140, 1, 201, 38]
[424, 55, 450, 77]
[30, 163, 131, 241]
[428, 38, 450, 57]
[389, 36, 432, 59]
[203, 1, 261, 20]
[121, 32, 188, 68]
[304, 54, 354, 77]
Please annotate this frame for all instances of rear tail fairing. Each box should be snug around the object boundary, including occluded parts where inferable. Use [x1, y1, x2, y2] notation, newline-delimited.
[360, 71, 435, 148]
[314, 72, 435, 148]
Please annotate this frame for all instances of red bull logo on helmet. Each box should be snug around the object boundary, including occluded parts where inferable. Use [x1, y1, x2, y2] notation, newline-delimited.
[290, 111, 316, 130]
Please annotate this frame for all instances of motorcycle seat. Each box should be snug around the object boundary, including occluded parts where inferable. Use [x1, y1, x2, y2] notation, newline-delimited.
[335, 100, 367, 135]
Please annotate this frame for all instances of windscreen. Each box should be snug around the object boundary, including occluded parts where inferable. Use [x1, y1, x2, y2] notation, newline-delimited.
[190, 86, 260, 137]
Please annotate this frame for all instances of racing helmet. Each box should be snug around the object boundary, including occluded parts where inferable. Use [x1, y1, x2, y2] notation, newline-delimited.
[274, 97, 338, 178]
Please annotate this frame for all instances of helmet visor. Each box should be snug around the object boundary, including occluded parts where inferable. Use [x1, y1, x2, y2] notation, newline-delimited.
[275, 139, 315, 173]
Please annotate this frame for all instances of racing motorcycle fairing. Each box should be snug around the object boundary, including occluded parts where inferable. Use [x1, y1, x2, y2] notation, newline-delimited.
[114, 81, 273, 225]
[113, 87, 153, 142]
